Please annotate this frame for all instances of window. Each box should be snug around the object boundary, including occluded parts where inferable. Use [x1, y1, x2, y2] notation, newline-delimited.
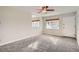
[46, 19, 59, 30]
[32, 20, 40, 29]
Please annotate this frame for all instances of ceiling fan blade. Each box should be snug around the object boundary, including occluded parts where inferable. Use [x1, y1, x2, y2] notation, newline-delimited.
[36, 6, 55, 13]
[47, 9, 54, 11]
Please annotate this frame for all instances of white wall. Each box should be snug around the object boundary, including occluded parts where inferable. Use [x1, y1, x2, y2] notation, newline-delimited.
[0, 7, 41, 46]
[76, 10, 79, 45]
[62, 13, 76, 37]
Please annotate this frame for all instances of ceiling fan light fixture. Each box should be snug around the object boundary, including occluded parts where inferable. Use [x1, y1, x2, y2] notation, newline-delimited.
[36, 6, 54, 13]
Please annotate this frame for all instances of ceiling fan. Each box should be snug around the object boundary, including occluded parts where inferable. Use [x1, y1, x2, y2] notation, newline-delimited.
[36, 6, 55, 13]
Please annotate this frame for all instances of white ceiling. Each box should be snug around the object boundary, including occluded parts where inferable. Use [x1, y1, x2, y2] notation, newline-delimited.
[31, 6, 79, 17]
[11, 6, 79, 17]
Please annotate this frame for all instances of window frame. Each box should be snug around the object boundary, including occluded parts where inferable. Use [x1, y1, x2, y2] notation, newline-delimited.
[32, 20, 40, 29]
[45, 18, 60, 30]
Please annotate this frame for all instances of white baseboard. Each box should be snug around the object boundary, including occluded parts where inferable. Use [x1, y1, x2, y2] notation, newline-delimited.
[0, 34, 41, 46]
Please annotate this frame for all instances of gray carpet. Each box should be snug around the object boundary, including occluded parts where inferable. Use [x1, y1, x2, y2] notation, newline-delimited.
[0, 35, 79, 52]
